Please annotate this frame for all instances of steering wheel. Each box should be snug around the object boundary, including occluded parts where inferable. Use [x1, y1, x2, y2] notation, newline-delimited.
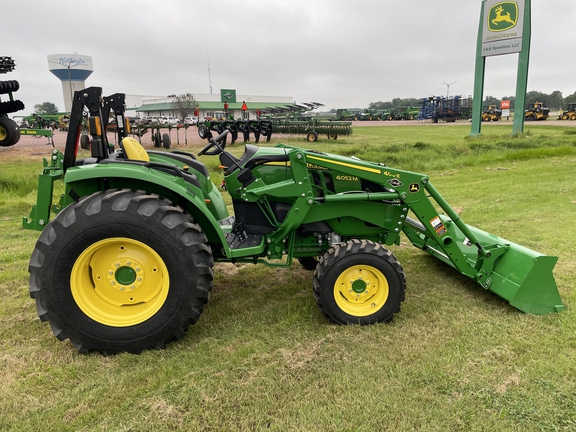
[198, 129, 229, 156]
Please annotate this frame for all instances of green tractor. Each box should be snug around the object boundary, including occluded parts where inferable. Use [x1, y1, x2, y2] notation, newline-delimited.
[24, 87, 565, 354]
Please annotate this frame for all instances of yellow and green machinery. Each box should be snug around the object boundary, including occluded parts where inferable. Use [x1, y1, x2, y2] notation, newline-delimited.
[24, 87, 565, 354]
[525, 101, 550, 120]
[558, 103, 576, 120]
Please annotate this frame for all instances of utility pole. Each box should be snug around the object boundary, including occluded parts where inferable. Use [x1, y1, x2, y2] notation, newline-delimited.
[207, 51, 213, 95]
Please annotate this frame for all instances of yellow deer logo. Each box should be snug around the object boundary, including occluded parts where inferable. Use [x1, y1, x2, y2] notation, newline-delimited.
[488, 2, 518, 32]
[492, 6, 515, 26]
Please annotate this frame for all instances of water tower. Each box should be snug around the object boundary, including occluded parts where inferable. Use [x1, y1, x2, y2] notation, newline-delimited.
[47, 54, 94, 112]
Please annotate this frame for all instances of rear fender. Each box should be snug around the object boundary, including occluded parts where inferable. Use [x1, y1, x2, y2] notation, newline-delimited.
[60, 162, 230, 247]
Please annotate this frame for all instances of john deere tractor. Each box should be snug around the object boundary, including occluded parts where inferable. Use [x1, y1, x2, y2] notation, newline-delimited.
[24, 87, 565, 354]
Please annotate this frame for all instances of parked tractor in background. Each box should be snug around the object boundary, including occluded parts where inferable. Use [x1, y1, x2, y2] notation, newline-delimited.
[558, 103, 576, 120]
[0, 56, 24, 147]
[481, 105, 502, 121]
[24, 87, 565, 354]
[524, 101, 549, 121]
[334, 108, 358, 121]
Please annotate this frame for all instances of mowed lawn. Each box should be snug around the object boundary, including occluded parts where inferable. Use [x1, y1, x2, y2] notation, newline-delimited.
[1, 122, 575, 431]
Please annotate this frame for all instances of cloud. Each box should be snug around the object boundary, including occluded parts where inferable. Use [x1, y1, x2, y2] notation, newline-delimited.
[3, 0, 574, 114]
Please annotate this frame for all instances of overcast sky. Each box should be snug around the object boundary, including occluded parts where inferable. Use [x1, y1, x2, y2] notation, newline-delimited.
[4, 0, 575, 113]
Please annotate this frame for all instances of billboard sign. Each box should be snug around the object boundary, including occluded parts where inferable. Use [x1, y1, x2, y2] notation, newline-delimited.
[481, 1, 524, 56]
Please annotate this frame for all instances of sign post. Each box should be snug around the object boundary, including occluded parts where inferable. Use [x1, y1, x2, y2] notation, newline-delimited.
[471, 0, 531, 136]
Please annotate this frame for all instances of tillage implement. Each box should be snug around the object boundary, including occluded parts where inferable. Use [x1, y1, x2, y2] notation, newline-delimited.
[24, 87, 565, 354]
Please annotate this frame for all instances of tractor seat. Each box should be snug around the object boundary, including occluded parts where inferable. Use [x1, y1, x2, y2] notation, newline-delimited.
[120, 137, 150, 162]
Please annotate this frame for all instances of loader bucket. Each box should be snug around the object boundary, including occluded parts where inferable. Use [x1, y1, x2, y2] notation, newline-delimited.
[460, 222, 565, 315]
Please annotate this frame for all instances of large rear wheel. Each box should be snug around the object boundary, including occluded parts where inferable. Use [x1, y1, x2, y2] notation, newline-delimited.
[0, 116, 20, 147]
[29, 189, 214, 354]
[313, 239, 405, 325]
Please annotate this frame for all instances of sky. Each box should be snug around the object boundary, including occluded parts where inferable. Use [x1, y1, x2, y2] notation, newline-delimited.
[3, 0, 575, 114]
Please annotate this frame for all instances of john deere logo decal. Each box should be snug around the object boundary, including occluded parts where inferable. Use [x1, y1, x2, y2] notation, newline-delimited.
[488, 2, 518, 32]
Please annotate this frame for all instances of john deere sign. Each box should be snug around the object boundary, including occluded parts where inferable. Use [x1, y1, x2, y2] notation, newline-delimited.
[220, 89, 237, 103]
[471, 0, 531, 136]
[482, 1, 524, 56]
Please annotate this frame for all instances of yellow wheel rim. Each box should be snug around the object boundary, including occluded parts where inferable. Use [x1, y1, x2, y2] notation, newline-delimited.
[334, 264, 389, 317]
[0, 126, 6, 141]
[71, 238, 169, 327]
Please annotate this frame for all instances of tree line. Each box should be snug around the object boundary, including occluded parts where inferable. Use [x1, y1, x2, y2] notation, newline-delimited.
[367, 90, 576, 111]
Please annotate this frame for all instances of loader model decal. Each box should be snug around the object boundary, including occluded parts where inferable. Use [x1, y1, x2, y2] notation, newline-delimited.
[488, 2, 518, 32]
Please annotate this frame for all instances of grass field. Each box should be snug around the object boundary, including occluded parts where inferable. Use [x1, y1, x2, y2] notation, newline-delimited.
[1, 123, 575, 431]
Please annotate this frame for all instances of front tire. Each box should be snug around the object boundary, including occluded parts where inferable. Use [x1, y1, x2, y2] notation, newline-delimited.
[29, 189, 214, 354]
[313, 239, 405, 325]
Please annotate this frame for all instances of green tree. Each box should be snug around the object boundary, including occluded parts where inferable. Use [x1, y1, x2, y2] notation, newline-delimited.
[483, 96, 500, 107]
[564, 91, 576, 107]
[34, 102, 59, 114]
[171, 93, 196, 121]
[525, 91, 548, 108]
[547, 91, 564, 111]
[368, 101, 390, 110]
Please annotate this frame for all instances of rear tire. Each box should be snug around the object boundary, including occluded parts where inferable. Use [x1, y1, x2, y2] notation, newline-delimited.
[153, 131, 161, 147]
[0, 116, 20, 147]
[29, 189, 214, 354]
[198, 124, 209, 139]
[162, 133, 171, 149]
[80, 134, 90, 150]
[313, 239, 405, 325]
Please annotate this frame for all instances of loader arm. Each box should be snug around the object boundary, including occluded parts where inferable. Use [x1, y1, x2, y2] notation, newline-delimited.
[268, 145, 565, 315]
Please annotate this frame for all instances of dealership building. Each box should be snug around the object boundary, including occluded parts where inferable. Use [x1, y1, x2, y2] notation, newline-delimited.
[128, 89, 294, 120]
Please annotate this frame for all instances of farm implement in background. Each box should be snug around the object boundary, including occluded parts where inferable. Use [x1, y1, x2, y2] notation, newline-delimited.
[0, 56, 25, 147]
[197, 101, 352, 143]
[264, 102, 352, 142]
[418, 95, 472, 123]
[197, 118, 274, 145]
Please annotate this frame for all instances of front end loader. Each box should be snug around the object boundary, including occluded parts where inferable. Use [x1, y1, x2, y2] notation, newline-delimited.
[558, 103, 576, 121]
[24, 87, 565, 354]
[525, 101, 550, 121]
[481, 105, 502, 121]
